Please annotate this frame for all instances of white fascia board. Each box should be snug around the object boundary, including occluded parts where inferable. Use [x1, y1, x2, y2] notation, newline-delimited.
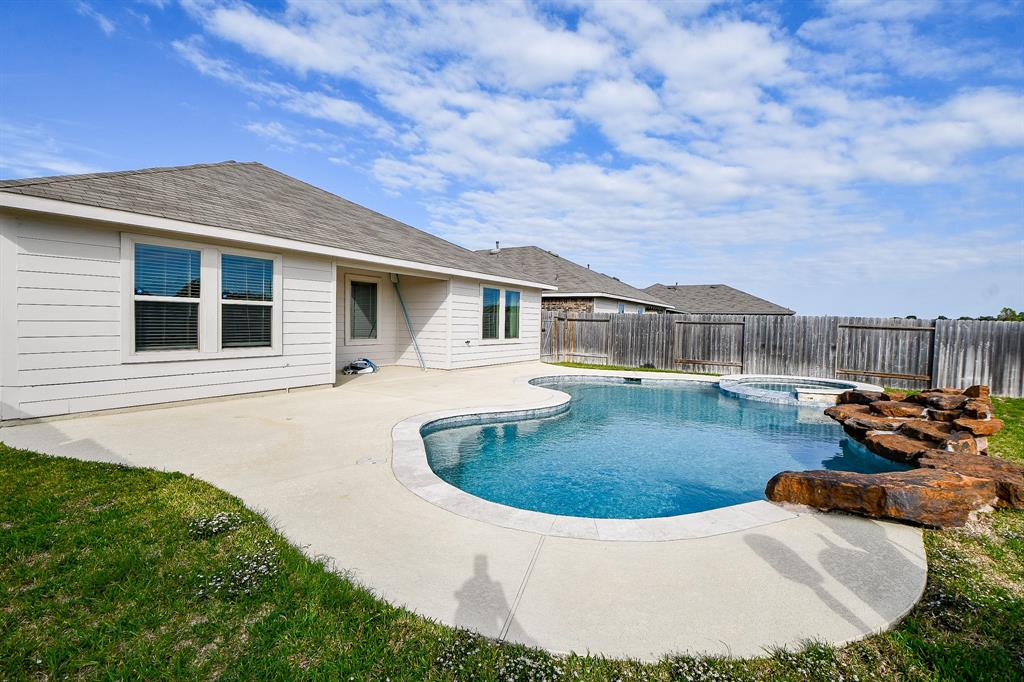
[542, 291, 672, 308]
[0, 193, 556, 291]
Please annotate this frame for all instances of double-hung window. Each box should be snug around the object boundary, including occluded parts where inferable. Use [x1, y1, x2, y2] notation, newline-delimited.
[481, 286, 522, 341]
[345, 275, 381, 343]
[133, 243, 201, 351]
[221, 254, 274, 348]
[124, 235, 282, 360]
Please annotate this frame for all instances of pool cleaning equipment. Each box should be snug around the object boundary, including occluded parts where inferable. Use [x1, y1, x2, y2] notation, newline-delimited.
[342, 358, 379, 375]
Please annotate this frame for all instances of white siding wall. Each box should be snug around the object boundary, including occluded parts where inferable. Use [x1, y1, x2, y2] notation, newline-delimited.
[449, 277, 541, 369]
[0, 212, 336, 421]
[394, 276, 449, 369]
[593, 297, 645, 314]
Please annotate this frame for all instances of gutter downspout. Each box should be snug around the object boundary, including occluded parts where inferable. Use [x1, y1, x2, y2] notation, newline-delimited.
[391, 274, 426, 370]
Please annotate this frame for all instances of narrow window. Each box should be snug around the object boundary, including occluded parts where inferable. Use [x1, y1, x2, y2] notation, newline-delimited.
[134, 243, 201, 351]
[350, 280, 378, 339]
[504, 290, 521, 339]
[482, 287, 500, 339]
[221, 254, 274, 348]
[617, 302, 625, 313]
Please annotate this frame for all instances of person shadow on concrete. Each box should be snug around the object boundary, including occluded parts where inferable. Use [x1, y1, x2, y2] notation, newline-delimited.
[454, 555, 512, 639]
[744, 533, 873, 634]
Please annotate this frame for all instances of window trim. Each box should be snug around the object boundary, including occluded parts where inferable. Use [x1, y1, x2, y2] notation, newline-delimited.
[344, 273, 384, 346]
[478, 284, 525, 345]
[121, 233, 283, 363]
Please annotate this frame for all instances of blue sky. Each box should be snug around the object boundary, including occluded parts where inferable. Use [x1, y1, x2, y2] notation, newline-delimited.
[2, 0, 1022, 317]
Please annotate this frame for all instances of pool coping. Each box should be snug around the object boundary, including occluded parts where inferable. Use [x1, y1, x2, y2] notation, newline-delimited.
[718, 374, 884, 406]
[391, 372, 804, 541]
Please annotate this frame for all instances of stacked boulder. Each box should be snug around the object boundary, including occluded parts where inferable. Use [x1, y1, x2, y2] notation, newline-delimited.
[766, 385, 1023, 527]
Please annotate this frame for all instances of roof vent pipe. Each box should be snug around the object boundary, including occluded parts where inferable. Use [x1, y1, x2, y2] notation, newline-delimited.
[490, 241, 500, 254]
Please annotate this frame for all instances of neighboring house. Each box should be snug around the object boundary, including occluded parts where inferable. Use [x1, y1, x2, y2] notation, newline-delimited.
[643, 284, 794, 315]
[476, 245, 671, 314]
[0, 162, 554, 421]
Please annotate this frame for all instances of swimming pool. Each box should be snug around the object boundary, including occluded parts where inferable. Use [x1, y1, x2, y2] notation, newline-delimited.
[422, 378, 907, 519]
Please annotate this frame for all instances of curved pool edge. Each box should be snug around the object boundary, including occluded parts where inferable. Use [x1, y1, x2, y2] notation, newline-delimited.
[719, 374, 884, 406]
[391, 372, 801, 541]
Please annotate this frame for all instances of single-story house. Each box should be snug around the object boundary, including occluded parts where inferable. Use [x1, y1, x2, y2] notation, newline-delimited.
[643, 283, 794, 315]
[477, 245, 671, 314]
[0, 161, 555, 421]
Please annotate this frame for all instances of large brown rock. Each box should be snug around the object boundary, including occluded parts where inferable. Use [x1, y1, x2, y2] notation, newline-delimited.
[964, 385, 990, 399]
[944, 432, 978, 454]
[918, 451, 1024, 509]
[765, 468, 998, 527]
[842, 415, 910, 440]
[962, 398, 994, 419]
[837, 390, 888, 406]
[885, 390, 908, 402]
[927, 408, 962, 422]
[864, 432, 932, 464]
[923, 393, 969, 410]
[953, 417, 1005, 437]
[899, 419, 953, 445]
[871, 401, 927, 418]
[824, 403, 872, 422]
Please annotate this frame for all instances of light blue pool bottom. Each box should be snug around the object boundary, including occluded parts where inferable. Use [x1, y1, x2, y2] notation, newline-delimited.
[422, 378, 908, 519]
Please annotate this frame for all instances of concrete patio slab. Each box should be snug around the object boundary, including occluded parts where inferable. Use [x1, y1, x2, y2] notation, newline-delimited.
[0, 362, 927, 661]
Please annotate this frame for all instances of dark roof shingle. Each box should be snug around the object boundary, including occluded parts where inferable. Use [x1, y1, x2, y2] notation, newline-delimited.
[0, 161, 541, 284]
[477, 246, 670, 307]
[644, 283, 794, 315]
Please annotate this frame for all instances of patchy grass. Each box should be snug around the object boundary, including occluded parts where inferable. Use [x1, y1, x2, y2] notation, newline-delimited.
[991, 397, 1023, 465]
[2, 399, 1023, 680]
[547, 361, 721, 376]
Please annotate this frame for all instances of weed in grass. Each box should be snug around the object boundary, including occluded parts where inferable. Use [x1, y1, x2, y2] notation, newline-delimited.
[496, 649, 564, 681]
[196, 539, 279, 599]
[435, 629, 486, 675]
[187, 512, 242, 539]
[670, 656, 744, 681]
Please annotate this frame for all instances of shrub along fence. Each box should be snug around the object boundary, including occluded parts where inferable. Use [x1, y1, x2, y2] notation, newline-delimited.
[540, 311, 1024, 396]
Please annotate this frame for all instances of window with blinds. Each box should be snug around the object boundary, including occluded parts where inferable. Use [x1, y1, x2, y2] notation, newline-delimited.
[482, 287, 500, 339]
[350, 280, 378, 339]
[221, 254, 273, 348]
[504, 290, 521, 339]
[133, 243, 201, 351]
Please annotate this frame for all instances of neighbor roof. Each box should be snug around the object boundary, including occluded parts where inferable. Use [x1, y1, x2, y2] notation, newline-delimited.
[644, 283, 794, 315]
[476, 246, 671, 308]
[0, 161, 545, 286]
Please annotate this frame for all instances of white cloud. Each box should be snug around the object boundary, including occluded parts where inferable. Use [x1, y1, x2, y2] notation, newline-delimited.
[171, 37, 392, 138]
[0, 121, 102, 177]
[75, 1, 116, 36]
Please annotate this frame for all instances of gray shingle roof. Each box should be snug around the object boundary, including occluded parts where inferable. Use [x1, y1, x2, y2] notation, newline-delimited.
[0, 161, 543, 284]
[644, 283, 794, 315]
[476, 246, 671, 307]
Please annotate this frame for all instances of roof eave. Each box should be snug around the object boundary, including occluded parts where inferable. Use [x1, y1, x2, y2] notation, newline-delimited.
[543, 290, 672, 308]
[0, 192, 556, 290]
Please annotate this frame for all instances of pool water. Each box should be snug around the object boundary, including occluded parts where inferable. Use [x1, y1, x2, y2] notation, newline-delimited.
[423, 380, 908, 519]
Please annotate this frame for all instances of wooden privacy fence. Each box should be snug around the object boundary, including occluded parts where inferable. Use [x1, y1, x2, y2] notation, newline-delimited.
[540, 312, 1024, 396]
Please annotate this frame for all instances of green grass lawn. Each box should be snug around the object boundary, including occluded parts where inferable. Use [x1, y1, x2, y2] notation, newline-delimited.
[2, 399, 1022, 680]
